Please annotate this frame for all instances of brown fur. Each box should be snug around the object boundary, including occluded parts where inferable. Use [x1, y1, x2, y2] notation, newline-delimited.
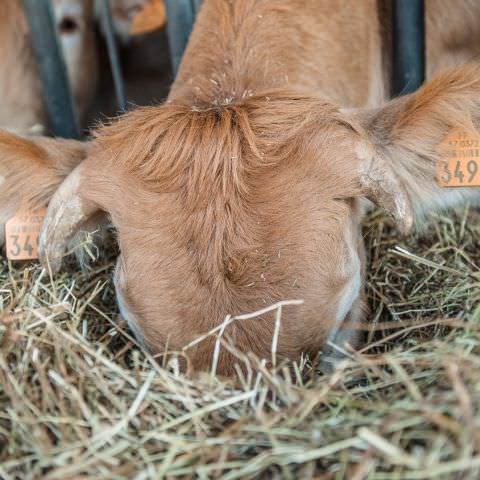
[80, 94, 417, 373]
[171, 0, 384, 107]
[79, 90, 363, 372]
[8, 0, 480, 375]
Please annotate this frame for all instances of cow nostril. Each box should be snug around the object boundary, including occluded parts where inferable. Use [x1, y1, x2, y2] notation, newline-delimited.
[59, 16, 79, 35]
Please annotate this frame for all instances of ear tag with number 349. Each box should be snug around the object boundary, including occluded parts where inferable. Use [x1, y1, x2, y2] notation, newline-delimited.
[5, 208, 47, 261]
[437, 128, 480, 187]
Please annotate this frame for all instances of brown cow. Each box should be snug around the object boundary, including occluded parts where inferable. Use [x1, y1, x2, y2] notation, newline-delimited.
[3, 0, 480, 374]
[0, 0, 98, 133]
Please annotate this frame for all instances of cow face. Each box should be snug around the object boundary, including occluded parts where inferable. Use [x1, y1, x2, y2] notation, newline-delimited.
[35, 91, 405, 373]
[37, 65, 480, 373]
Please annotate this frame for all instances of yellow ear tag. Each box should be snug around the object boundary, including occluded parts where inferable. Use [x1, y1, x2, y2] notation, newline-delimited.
[5, 208, 47, 261]
[130, 0, 166, 36]
[437, 128, 480, 187]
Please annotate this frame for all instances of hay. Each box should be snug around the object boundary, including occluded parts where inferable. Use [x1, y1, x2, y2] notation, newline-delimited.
[1, 207, 480, 479]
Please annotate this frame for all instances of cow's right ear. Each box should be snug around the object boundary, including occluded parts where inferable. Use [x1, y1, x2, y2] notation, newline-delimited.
[0, 129, 88, 246]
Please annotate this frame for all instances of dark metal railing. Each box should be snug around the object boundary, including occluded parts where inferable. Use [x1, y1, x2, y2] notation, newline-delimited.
[24, 0, 426, 139]
[164, 0, 200, 76]
[22, 0, 80, 139]
[393, 0, 425, 95]
[98, 0, 127, 112]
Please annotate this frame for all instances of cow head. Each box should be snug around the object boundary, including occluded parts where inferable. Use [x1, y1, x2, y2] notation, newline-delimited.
[32, 65, 480, 374]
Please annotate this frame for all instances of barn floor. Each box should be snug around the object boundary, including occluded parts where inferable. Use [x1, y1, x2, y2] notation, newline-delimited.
[1, 206, 480, 479]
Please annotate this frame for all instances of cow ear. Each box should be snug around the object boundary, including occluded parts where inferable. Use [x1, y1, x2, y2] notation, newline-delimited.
[0, 130, 87, 246]
[354, 137, 414, 234]
[39, 161, 102, 272]
[348, 63, 480, 233]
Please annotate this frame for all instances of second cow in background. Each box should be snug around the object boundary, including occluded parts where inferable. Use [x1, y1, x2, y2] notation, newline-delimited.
[0, 0, 98, 133]
[0, 0, 164, 135]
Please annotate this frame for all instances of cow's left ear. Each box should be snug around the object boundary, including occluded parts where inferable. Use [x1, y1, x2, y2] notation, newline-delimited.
[347, 63, 480, 233]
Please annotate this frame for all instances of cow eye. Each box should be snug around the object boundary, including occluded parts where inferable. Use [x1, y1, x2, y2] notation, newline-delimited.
[59, 16, 79, 35]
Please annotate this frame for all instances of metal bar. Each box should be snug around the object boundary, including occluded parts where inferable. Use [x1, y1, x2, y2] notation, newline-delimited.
[392, 0, 425, 96]
[22, 0, 80, 139]
[164, 0, 199, 76]
[99, 0, 127, 112]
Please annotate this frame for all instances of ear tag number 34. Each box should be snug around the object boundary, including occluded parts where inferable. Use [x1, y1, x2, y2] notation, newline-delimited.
[438, 129, 480, 187]
[5, 208, 46, 261]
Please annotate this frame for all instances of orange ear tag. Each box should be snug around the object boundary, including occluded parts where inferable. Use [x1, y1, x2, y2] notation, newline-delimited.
[5, 208, 47, 261]
[130, 0, 166, 36]
[437, 128, 480, 187]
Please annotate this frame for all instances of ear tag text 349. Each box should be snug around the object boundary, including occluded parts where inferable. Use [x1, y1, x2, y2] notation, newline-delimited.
[437, 128, 480, 187]
[5, 208, 47, 261]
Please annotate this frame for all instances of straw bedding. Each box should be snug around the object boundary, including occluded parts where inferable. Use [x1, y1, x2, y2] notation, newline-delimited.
[1, 207, 480, 479]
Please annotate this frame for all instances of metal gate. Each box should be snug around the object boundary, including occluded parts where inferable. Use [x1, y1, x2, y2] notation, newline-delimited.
[22, 0, 425, 140]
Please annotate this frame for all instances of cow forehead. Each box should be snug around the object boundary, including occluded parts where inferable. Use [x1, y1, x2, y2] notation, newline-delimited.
[90, 95, 363, 271]
[93, 90, 356, 184]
